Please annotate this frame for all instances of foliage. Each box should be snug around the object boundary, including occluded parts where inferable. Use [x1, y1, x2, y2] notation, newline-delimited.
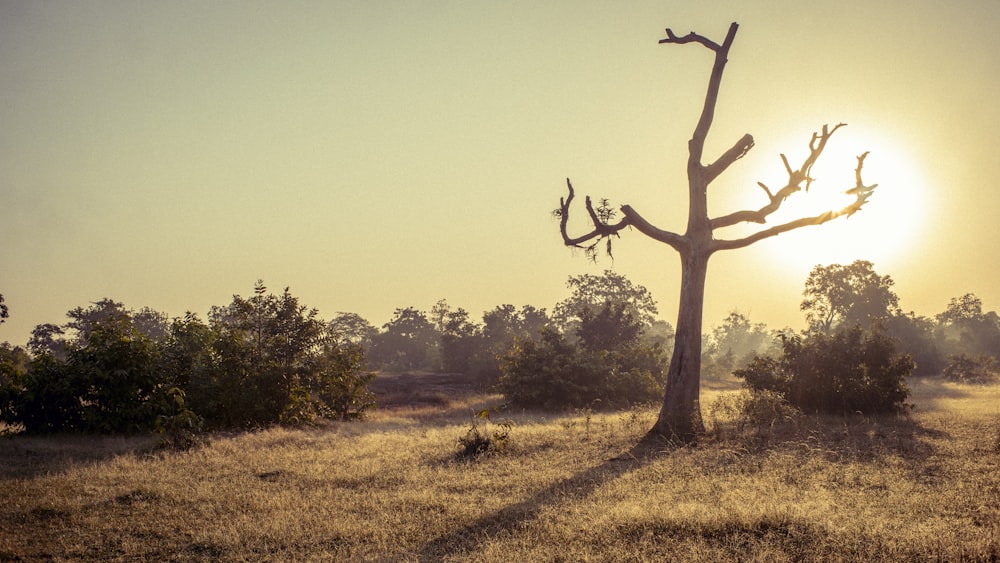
[309, 342, 377, 421]
[934, 293, 1000, 360]
[0, 293, 8, 324]
[1, 282, 377, 434]
[369, 307, 439, 372]
[734, 325, 914, 415]
[155, 387, 204, 450]
[456, 406, 512, 458]
[883, 312, 945, 376]
[552, 270, 658, 333]
[707, 389, 801, 437]
[196, 281, 376, 428]
[328, 312, 377, 349]
[498, 301, 666, 410]
[943, 353, 998, 384]
[2, 307, 171, 433]
[801, 260, 901, 334]
[69, 316, 167, 433]
[702, 311, 772, 379]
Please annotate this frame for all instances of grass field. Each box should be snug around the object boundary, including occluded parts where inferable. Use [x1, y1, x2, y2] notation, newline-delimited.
[1, 375, 998, 561]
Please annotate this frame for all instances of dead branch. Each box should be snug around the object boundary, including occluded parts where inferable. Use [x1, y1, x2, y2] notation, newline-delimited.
[710, 123, 847, 229]
[711, 147, 876, 251]
[556, 179, 687, 257]
[556, 179, 630, 257]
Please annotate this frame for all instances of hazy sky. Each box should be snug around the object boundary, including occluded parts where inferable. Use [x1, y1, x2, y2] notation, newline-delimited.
[2, 1, 999, 345]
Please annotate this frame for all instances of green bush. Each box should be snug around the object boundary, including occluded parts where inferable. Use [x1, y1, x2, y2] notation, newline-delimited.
[734, 325, 914, 415]
[498, 301, 665, 410]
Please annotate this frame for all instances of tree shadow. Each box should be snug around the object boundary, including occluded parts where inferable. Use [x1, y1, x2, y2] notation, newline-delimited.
[0, 433, 160, 480]
[711, 410, 948, 467]
[416, 436, 668, 560]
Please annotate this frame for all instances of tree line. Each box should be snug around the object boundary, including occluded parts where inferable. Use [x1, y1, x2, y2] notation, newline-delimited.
[2, 262, 998, 435]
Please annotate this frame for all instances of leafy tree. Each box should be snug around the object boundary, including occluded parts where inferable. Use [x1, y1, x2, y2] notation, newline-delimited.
[0, 342, 29, 430]
[202, 281, 325, 426]
[557, 22, 878, 440]
[437, 305, 484, 375]
[369, 307, 438, 372]
[705, 311, 771, 373]
[735, 325, 913, 415]
[69, 316, 164, 433]
[311, 341, 376, 421]
[475, 304, 552, 380]
[499, 301, 665, 410]
[0, 293, 8, 324]
[884, 312, 945, 376]
[329, 312, 377, 349]
[27, 323, 68, 360]
[801, 260, 901, 334]
[935, 293, 1000, 359]
[552, 270, 658, 332]
[6, 306, 170, 433]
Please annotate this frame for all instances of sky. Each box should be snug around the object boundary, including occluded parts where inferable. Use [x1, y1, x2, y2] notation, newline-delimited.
[2, 1, 1000, 345]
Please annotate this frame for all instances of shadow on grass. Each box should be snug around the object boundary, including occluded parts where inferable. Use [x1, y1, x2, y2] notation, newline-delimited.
[0, 433, 160, 480]
[418, 409, 951, 559]
[417, 435, 668, 560]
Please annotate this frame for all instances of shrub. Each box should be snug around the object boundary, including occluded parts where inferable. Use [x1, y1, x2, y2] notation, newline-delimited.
[497, 321, 664, 410]
[457, 407, 512, 458]
[943, 353, 998, 384]
[734, 325, 914, 415]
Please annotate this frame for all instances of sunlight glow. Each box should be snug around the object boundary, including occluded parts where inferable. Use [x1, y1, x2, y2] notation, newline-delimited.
[735, 129, 931, 274]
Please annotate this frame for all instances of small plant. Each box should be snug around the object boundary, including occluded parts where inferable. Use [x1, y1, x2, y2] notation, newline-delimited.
[708, 390, 801, 439]
[457, 406, 512, 458]
[155, 387, 204, 450]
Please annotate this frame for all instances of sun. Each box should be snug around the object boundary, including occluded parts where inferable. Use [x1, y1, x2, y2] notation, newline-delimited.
[721, 126, 931, 275]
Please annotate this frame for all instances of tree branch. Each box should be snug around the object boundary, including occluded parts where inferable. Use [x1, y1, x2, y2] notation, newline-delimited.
[555, 179, 631, 259]
[711, 149, 876, 251]
[620, 205, 688, 252]
[710, 123, 846, 229]
[704, 133, 755, 183]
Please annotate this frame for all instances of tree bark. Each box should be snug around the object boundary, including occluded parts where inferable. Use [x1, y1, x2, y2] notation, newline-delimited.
[651, 246, 709, 441]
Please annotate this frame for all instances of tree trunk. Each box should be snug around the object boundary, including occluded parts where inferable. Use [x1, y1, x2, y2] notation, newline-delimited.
[650, 248, 709, 441]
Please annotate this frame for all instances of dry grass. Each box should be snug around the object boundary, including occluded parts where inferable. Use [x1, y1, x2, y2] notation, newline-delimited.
[1, 376, 998, 561]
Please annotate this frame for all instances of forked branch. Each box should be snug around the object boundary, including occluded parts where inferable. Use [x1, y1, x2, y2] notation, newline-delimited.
[712, 147, 878, 251]
[711, 123, 849, 229]
[556, 179, 687, 258]
[555, 179, 629, 259]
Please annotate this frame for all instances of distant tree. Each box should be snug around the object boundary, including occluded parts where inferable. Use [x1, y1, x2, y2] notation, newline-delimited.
[328, 312, 378, 349]
[552, 270, 658, 332]
[477, 304, 552, 380]
[935, 293, 1000, 361]
[704, 311, 771, 376]
[27, 323, 69, 360]
[369, 307, 438, 372]
[0, 293, 8, 324]
[884, 312, 945, 376]
[437, 305, 484, 374]
[556, 22, 877, 440]
[801, 261, 901, 334]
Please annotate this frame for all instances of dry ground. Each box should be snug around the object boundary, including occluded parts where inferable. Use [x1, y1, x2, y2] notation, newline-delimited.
[1, 375, 998, 561]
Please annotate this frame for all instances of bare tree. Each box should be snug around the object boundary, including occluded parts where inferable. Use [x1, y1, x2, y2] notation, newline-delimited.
[556, 22, 877, 441]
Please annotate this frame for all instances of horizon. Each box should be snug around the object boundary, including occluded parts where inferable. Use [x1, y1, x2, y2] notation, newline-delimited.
[3, 1, 999, 346]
